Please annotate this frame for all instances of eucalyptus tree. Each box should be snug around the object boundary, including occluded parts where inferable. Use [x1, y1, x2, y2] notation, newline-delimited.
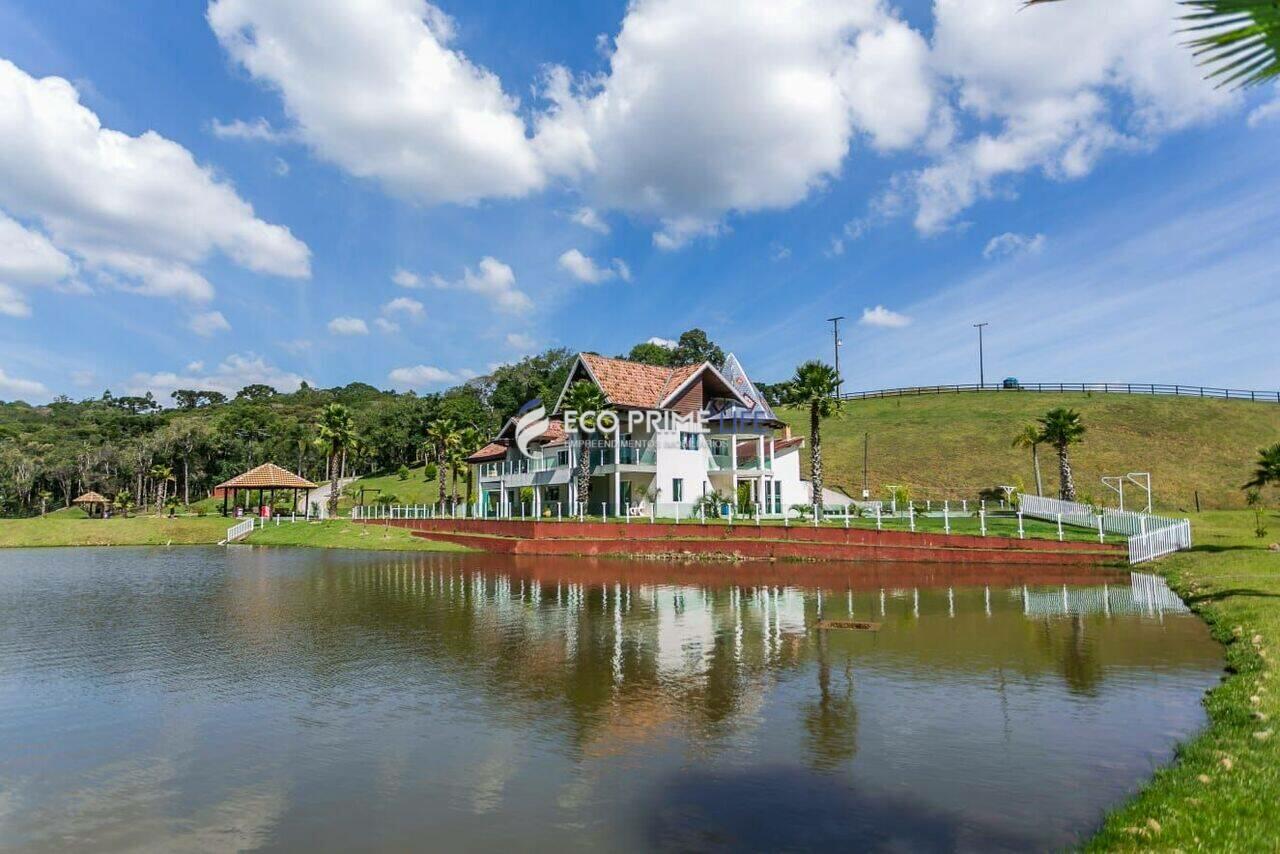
[784, 361, 840, 519]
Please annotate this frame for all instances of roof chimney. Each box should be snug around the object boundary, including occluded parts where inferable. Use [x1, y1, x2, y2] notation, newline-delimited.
[781, 424, 792, 440]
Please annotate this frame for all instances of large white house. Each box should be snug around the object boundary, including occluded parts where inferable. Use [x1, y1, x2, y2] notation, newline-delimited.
[466, 351, 824, 518]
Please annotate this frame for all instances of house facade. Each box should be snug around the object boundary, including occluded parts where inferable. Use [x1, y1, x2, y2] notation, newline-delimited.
[466, 352, 819, 518]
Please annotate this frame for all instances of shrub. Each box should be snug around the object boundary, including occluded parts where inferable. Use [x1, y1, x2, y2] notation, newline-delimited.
[397, 465, 411, 481]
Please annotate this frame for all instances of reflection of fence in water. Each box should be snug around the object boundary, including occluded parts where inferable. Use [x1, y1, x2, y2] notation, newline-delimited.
[1020, 572, 1188, 618]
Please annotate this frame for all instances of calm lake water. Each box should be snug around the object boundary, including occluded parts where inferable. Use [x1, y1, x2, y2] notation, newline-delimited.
[0, 547, 1220, 852]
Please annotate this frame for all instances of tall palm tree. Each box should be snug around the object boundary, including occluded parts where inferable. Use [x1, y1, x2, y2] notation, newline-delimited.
[425, 417, 460, 511]
[1245, 441, 1280, 491]
[150, 465, 174, 515]
[560, 380, 610, 513]
[316, 403, 357, 517]
[1025, 0, 1280, 88]
[1038, 408, 1086, 502]
[785, 361, 840, 518]
[1012, 423, 1045, 497]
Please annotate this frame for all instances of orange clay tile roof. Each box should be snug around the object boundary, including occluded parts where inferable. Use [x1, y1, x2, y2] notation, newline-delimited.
[466, 441, 510, 463]
[537, 418, 566, 445]
[215, 463, 318, 491]
[658, 362, 704, 402]
[579, 353, 678, 408]
[72, 491, 109, 504]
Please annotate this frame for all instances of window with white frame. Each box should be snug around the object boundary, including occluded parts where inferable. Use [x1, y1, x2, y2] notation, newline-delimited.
[679, 432, 700, 450]
[672, 478, 683, 502]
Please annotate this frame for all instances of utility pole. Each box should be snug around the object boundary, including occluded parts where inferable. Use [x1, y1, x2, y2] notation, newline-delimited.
[973, 322, 989, 387]
[827, 316, 845, 397]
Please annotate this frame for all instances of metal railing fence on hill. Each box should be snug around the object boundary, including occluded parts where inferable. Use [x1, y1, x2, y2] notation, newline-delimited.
[1019, 495, 1192, 564]
[839, 382, 1280, 403]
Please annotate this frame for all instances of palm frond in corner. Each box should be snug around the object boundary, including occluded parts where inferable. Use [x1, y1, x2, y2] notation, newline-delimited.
[1023, 0, 1280, 89]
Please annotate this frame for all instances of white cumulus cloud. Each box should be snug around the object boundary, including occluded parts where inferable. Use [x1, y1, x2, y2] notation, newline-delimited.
[0, 210, 78, 317]
[433, 256, 530, 313]
[208, 0, 544, 204]
[127, 353, 308, 400]
[392, 267, 423, 288]
[210, 117, 291, 143]
[382, 296, 424, 317]
[860, 305, 911, 328]
[0, 367, 48, 400]
[188, 310, 232, 337]
[983, 232, 1046, 260]
[570, 206, 609, 234]
[557, 249, 629, 284]
[327, 316, 369, 335]
[0, 59, 310, 304]
[374, 317, 400, 333]
[647, 336, 677, 349]
[388, 364, 458, 388]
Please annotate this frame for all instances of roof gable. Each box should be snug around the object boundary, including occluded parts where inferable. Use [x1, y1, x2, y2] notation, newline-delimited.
[552, 353, 748, 412]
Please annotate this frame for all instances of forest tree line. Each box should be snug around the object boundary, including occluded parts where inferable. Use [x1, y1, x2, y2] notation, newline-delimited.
[0, 329, 770, 517]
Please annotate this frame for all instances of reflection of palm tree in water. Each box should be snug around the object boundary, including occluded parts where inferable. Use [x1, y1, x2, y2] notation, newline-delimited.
[1035, 615, 1103, 697]
[803, 633, 858, 771]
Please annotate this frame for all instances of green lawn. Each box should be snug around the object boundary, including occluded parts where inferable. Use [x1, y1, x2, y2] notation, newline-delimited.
[1087, 509, 1280, 850]
[777, 393, 1280, 511]
[339, 465, 452, 513]
[241, 519, 471, 552]
[0, 508, 229, 547]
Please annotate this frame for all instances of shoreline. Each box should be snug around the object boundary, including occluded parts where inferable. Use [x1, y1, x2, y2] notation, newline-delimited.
[1085, 511, 1278, 850]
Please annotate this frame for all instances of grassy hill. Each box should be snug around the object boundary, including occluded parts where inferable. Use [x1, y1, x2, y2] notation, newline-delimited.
[776, 392, 1280, 511]
[341, 466, 448, 512]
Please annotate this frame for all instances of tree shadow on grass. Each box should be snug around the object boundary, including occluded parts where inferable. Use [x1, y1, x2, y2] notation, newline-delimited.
[1185, 588, 1280, 605]
[1191, 544, 1273, 553]
[638, 765, 1039, 852]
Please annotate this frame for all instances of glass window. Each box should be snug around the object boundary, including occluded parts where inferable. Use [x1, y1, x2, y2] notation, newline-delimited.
[672, 478, 683, 502]
[679, 432, 700, 450]
[556, 449, 569, 467]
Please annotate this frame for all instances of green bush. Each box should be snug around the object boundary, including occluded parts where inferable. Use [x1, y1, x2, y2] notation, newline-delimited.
[397, 465, 410, 481]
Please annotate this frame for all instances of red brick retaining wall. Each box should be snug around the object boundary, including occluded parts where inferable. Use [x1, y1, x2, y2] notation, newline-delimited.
[360, 517, 1124, 566]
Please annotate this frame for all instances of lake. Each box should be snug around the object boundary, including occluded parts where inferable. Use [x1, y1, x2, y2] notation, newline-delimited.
[0, 547, 1221, 851]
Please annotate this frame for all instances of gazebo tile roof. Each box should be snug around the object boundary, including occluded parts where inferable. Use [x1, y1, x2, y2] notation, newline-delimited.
[215, 463, 318, 491]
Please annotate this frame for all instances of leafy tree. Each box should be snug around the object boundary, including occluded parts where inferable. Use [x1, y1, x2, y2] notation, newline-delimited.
[561, 380, 610, 511]
[37, 489, 52, 517]
[486, 348, 574, 422]
[1038, 408, 1086, 502]
[315, 403, 357, 517]
[236, 384, 277, 402]
[1026, 0, 1280, 88]
[671, 328, 725, 367]
[1012, 423, 1045, 497]
[149, 464, 174, 515]
[625, 341, 675, 367]
[784, 361, 840, 518]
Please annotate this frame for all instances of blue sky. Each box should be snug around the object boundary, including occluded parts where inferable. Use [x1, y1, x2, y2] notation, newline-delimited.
[0, 0, 1276, 404]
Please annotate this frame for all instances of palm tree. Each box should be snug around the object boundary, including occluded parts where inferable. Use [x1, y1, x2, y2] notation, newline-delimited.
[1012, 423, 1045, 497]
[150, 465, 174, 515]
[316, 403, 357, 517]
[1038, 408, 1086, 502]
[560, 380, 610, 513]
[1245, 441, 1280, 491]
[425, 417, 460, 512]
[784, 361, 840, 518]
[1025, 0, 1279, 89]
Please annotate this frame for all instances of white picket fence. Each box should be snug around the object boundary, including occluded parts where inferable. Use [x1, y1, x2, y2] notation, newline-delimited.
[224, 518, 256, 543]
[1127, 519, 1193, 565]
[1019, 495, 1191, 564]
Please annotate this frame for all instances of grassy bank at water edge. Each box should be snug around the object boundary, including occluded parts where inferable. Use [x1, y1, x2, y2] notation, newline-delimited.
[241, 519, 472, 552]
[0, 509, 228, 547]
[1087, 509, 1280, 849]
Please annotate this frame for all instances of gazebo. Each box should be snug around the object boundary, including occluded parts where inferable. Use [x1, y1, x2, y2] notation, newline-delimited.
[72, 491, 110, 518]
[215, 463, 318, 518]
